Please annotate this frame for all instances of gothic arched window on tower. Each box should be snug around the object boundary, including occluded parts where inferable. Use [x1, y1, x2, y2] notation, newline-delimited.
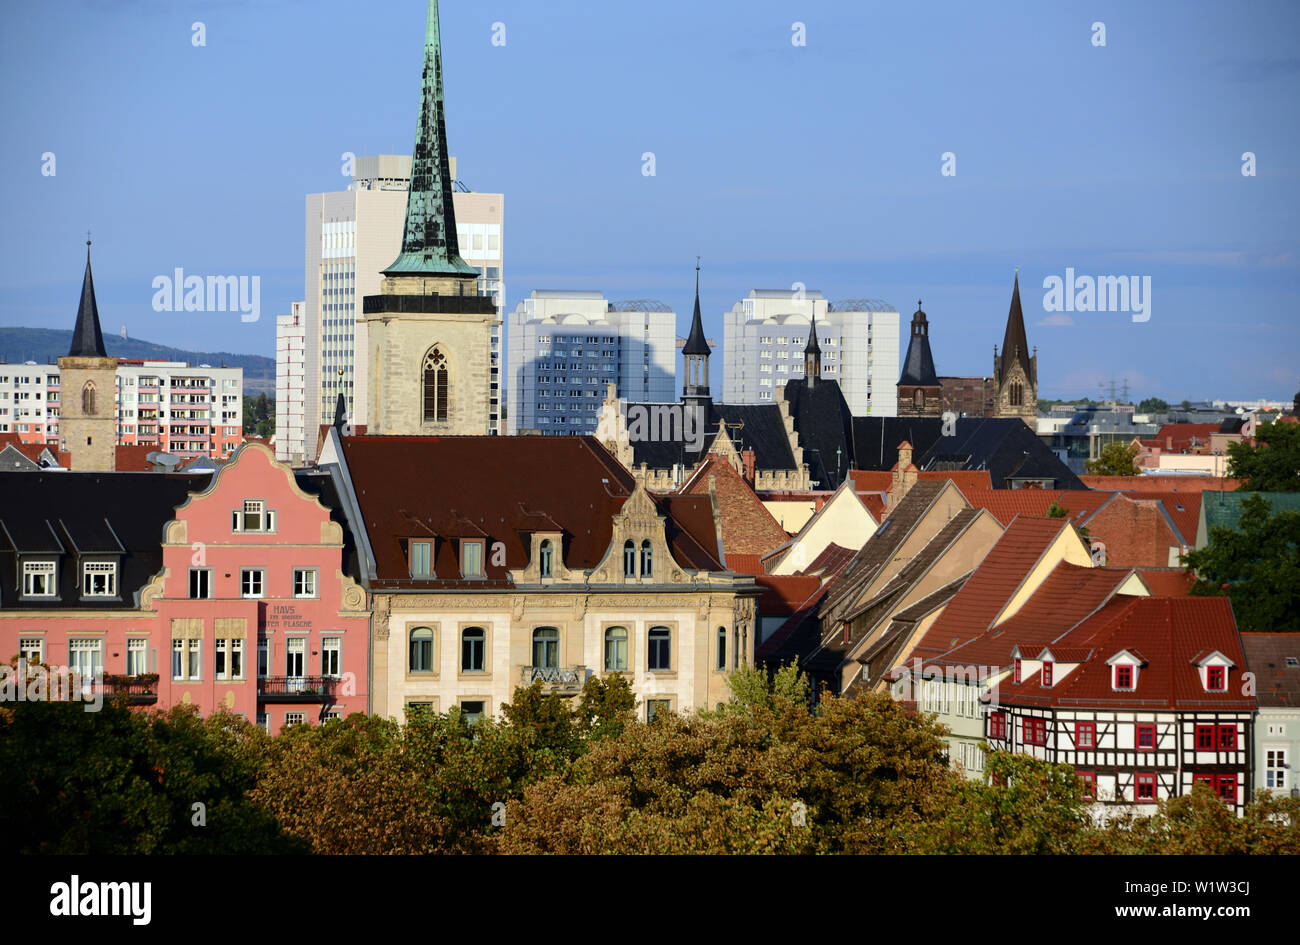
[422, 348, 449, 423]
[1010, 381, 1023, 407]
[913, 389, 924, 410]
[82, 381, 96, 415]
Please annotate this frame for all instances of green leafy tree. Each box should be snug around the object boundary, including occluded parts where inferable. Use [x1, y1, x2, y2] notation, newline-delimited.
[1227, 420, 1300, 491]
[1046, 501, 1068, 518]
[1137, 397, 1168, 413]
[575, 673, 637, 741]
[1184, 494, 1300, 632]
[1085, 441, 1140, 476]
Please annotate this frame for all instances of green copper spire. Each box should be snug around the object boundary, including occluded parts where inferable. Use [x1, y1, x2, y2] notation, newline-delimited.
[384, 0, 479, 277]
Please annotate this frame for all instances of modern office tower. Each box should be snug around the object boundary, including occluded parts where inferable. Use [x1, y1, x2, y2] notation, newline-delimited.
[114, 360, 244, 457]
[304, 153, 504, 439]
[275, 302, 307, 463]
[507, 291, 677, 435]
[722, 290, 900, 416]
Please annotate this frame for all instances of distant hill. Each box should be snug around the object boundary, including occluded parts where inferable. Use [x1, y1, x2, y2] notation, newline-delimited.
[0, 327, 275, 395]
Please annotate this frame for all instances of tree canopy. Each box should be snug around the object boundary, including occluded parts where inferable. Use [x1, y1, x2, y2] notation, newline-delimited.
[1227, 420, 1300, 492]
[1085, 441, 1140, 476]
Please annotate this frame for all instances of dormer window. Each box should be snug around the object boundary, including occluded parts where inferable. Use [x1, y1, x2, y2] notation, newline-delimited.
[409, 540, 432, 578]
[640, 540, 653, 578]
[461, 540, 484, 578]
[1013, 657, 1022, 684]
[539, 539, 553, 578]
[82, 561, 117, 597]
[623, 540, 636, 578]
[23, 560, 57, 597]
[1041, 661, 1053, 687]
[1206, 666, 1226, 692]
[232, 499, 275, 533]
[1114, 664, 1134, 690]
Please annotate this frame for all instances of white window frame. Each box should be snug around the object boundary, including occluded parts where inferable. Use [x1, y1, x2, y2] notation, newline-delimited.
[293, 568, 318, 599]
[68, 638, 103, 676]
[214, 638, 245, 681]
[1265, 747, 1289, 790]
[22, 560, 57, 597]
[19, 637, 44, 665]
[82, 561, 117, 597]
[232, 499, 276, 533]
[321, 636, 342, 678]
[283, 711, 306, 728]
[126, 638, 148, 676]
[241, 568, 265, 599]
[189, 568, 212, 599]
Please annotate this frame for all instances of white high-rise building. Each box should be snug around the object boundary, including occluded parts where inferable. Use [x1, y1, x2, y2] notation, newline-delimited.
[275, 302, 307, 463]
[507, 291, 677, 435]
[303, 154, 504, 442]
[722, 290, 900, 416]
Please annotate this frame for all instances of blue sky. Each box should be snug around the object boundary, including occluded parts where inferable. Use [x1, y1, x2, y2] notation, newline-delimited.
[2, 0, 1297, 402]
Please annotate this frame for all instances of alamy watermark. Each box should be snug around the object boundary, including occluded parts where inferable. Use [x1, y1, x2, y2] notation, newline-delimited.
[1042, 268, 1151, 323]
[152, 268, 260, 323]
[1, 661, 103, 712]
[889, 658, 1002, 711]
[597, 399, 706, 453]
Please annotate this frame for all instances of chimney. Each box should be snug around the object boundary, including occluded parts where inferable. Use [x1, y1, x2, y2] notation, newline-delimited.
[741, 448, 756, 485]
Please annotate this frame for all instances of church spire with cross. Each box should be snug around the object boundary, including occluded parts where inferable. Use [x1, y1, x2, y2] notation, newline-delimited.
[682, 258, 712, 409]
[68, 236, 107, 358]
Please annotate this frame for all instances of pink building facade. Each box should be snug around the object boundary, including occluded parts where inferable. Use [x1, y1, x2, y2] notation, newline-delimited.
[0, 443, 368, 734]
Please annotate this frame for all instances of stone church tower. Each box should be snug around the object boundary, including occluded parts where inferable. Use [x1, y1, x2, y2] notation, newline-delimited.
[363, 0, 495, 436]
[992, 272, 1038, 426]
[58, 242, 117, 471]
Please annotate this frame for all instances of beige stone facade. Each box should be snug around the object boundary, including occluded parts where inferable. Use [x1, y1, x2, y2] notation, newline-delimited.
[56, 355, 117, 471]
[364, 273, 494, 436]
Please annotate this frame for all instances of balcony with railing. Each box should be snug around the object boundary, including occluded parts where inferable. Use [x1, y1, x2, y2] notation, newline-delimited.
[258, 675, 338, 702]
[519, 665, 590, 695]
[102, 674, 159, 705]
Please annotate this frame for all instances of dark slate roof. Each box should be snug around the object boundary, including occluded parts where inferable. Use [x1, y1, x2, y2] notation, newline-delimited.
[682, 273, 711, 356]
[0, 471, 209, 610]
[898, 304, 939, 387]
[998, 273, 1032, 382]
[68, 246, 108, 358]
[851, 416, 1083, 489]
[1240, 633, 1300, 707]
[627, 402, 796, 472]
[337, 435, 725, 588]
[294, 468, 364, 582]
[783, 379, 855, 488]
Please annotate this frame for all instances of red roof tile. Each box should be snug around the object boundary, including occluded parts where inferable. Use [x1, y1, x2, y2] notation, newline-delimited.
[1079, 474, 1240, 493]
[1152, 423, 1221, 453]
[1134, 569, 1196, 597]
[681, 456, 790, 556]
[755, 574, 825, 617]
[996, 597, 1253, 710]
[911, 517, 1072, 662]
[803, 542, 857, 577]
[726, 553, 766, 576]
[850, 469, 993, 494]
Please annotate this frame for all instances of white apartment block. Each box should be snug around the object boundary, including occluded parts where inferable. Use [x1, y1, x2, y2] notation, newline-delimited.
[0, 360, 243, 458]
[722, 290, 900, 416]
[507, 291, 677, 435]
[304, 154, 504, 442]
[275, 302, 307, 464]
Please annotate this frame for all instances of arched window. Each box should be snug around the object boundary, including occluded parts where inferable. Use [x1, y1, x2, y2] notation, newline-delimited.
[623, 540, 636, 578]
[539, 539, 553, 578]
[604, 626, 628, 672]
[640, 540, 653, 578]
[461, 627, 485, 672]
[532, 627, 559, 669]
[1010, 381, 1022, 407]
[648, 626, 671, 671]
[82, 381, 96, 415]
[716, 626, 727, 671]
[422, 347, 449, 423]
[913, 389, 924, 410]
[409, 627, 434, 673]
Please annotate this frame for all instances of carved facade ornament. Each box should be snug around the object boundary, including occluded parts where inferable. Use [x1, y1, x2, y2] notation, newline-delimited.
[337, 572, 369, 614]
[139, 570, 168, 611]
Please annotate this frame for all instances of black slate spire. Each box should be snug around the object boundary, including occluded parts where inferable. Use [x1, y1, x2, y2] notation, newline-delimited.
[998, 272, 1032, 383]
[682, 259, 711, 356]
[898, 300, 939, 386]
[804, 311, 821, 355]
[68, 240, 108, 358]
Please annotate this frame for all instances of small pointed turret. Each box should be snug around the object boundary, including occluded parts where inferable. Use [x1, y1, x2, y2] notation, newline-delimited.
[683, 258, 712, 408]
[804, 311, 821, 383]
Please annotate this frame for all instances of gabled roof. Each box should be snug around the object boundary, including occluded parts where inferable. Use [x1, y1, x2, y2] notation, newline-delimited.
[803, 542, 856, 577]
[1079, 474, 1239, 493]
[911, 517, 1075, 662]
[337, 435, 725, 587]
[679, 456, 788, 557]
[927, 561, 1136, 670]
[995, 597, 1254, 710]
[1240, 633, 1300, 707]
[1133, 568, 1195, 597]
[852, 417, 1084, 489]
[627, 402, 797, 474]
[1151, 423, 1221, 452]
